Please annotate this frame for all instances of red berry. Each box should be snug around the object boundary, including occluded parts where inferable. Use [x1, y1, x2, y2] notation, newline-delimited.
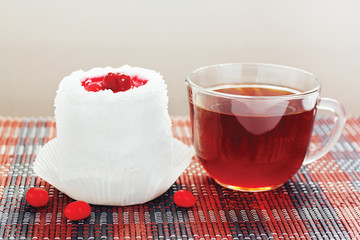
[81, 73, 148, 93]
[103, 73, 131, 92]
[64, 201, 91, 221]
[174, 190, 196, 208]
[26, 187, 49, 207]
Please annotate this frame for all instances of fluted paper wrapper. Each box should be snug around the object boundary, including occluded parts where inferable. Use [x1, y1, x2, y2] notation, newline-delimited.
[34, 138, 194, 206]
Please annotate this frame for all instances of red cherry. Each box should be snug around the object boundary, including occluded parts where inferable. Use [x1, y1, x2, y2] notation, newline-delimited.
[103, 73, 131, 92]
[64, 201, 91, 221]
[174, 190, 196, 208]
[26, 187, 49, 207]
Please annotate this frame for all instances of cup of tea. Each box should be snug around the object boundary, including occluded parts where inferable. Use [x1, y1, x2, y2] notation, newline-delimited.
[186, 63, 346, 192]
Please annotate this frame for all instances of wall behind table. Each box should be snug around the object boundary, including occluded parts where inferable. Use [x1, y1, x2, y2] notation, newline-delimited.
[1, 0, 359, 116]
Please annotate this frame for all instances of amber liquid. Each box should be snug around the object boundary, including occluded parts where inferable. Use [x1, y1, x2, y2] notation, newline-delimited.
[189, 84, 316, 191]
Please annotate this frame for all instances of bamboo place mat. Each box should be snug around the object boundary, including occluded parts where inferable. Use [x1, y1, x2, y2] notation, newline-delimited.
[0, 116, 360, 240]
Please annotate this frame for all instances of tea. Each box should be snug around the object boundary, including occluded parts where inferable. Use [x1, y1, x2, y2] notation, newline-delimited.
[189, 84, 316, 191]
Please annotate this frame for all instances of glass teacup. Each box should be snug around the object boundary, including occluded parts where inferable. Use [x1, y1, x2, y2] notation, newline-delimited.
[186, 63, 346, 192]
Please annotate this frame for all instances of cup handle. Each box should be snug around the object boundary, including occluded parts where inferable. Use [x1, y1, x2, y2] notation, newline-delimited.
[303, 97, 346, 165]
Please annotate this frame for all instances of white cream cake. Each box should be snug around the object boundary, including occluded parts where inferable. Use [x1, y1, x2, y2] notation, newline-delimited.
[54, 65, 173, 180]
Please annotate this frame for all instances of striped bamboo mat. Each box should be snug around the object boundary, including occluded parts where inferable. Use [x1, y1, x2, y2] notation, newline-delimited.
[0, 116, 360, 240]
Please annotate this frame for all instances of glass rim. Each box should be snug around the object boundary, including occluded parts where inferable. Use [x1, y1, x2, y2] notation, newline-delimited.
[185, 63, 321, 100]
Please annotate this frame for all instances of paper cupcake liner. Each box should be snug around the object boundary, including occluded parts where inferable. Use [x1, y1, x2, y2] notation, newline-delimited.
[33, 138, 194, 206]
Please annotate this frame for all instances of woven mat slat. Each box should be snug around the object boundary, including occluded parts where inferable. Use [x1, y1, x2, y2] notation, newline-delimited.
[0, 115, 360, 239]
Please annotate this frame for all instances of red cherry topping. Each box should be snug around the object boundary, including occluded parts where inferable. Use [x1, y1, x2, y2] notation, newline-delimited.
[64, 201, 91, 221]
[174, 190, 196, 208]
[103, 73, 131, 92]
[26, 187, 49, 207]
[81, 72, 148, 93]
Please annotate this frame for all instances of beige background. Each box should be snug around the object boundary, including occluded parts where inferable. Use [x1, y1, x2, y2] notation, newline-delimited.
[1, 0, 359, 117]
